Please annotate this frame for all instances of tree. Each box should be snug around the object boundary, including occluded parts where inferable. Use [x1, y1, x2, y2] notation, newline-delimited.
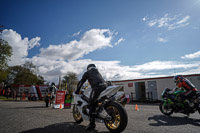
[0, 69, 9, 83]
[6, 62, 45, 85]
[0, 26, 13, 82]
[0, 39, 12, 70]
[62, 72, 79, 94]
[37, 75, 45, 85]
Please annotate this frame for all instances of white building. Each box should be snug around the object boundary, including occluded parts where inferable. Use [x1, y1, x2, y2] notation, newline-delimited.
[112, 74, 200, 101]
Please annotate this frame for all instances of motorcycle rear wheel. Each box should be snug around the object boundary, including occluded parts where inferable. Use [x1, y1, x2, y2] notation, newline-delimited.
[104, 101, 128, 133]
[159, 101, 173, 116]
[72, 104, 83, 123]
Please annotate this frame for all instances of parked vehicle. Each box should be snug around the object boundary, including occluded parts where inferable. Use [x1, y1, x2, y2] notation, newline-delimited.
[159, 88, 200, 116]
[73, 85, 128, 132]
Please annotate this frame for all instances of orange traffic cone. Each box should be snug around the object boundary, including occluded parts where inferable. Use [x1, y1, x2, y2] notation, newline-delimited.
[59, 104, 62, 109]
[135, 104, 139, 111]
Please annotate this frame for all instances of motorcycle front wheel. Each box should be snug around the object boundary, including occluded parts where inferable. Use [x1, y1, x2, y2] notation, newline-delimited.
[159, 101, 173, 116]
[104, 101, 128, 133]
[72, 104, 83, 123]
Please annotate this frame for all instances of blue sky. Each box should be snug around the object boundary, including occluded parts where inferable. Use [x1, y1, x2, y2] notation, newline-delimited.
[1, 0, 200, 83]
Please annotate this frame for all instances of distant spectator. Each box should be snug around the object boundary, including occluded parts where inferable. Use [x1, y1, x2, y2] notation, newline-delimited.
[47, 82, 57, 102]
[5, 85, 11, 98]
[8, 87, 11, 97]
[0, 82, 4, 96]
[13, 90, 16, 99]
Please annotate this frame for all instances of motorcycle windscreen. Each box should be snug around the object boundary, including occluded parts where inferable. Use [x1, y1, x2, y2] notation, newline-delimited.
[161, 89, 167, 97]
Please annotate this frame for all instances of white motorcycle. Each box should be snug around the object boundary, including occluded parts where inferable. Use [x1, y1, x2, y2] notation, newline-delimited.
[73, 85, 128, 132]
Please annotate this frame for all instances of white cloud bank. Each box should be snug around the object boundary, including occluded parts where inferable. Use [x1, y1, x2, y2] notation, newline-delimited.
[72, 30, 81, 37]
[181, 50, 200, 59]
[0, 29, 40, 66]
[39, 29, 113, 61]
[114, 38, 125, 46]
[1, 29, 199, 83]
[29, 57, 200, 82]
[143, 14, 190, 30]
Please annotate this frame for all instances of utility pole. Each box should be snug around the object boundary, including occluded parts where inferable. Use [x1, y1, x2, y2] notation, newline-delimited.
[58, 75, 61, 90]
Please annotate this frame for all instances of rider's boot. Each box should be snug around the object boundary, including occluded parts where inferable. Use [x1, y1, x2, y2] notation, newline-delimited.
[85, 117, 96, 130]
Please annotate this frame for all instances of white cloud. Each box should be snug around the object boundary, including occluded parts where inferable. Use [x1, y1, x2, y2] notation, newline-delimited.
[0, 29, 121, 82]
[39, 29, 114, 61]
[168, 16, 190, 30]
[1, 29, 199, 83]
[148, 21, 157, 27]
[129, 61, 198, 72]
[29, 57, 200, 83]
[29, 56, 86, 81]
[142, 17, 147, 21]
[176, 16, 190, 24]
[144, 14, 190, 30]
[114, 38, 125, 46]
[88, 60, 199, 81]
[29, 56, 129, 82]
[178, 65, 200, 75]
[157, 37, 168, 43]
[181, 50, 200, 59]
[0, 29, 40, 66]
[72, 30, 81, 37]
[28, 37, 41, 49]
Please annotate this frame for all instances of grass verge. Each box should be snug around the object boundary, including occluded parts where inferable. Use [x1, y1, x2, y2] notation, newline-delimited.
[0, 96, 10, 100]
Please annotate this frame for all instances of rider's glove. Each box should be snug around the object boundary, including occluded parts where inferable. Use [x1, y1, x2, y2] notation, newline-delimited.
[75, 90, 80, 94]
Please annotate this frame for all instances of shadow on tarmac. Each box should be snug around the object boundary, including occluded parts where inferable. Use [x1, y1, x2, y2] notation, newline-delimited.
[148, 115, 200, 127]
[20, 122, 110, 133]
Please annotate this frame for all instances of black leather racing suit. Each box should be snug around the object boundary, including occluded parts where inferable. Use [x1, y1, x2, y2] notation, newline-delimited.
[76, 67, 107, 124]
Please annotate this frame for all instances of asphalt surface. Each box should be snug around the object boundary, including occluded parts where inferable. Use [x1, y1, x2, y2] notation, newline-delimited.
[0, 100, 200, 133]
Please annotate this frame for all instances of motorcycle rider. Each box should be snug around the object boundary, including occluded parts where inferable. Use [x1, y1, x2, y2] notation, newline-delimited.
[48, 82, 57, 104]
[75, 64, 107, 130]
[173, 75, 198, 112]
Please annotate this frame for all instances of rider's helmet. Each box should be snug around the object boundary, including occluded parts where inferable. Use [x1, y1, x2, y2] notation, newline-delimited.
[51, 82, 55, 86]
[173, 75, 183, 85]
[87, 64, 96, 71]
